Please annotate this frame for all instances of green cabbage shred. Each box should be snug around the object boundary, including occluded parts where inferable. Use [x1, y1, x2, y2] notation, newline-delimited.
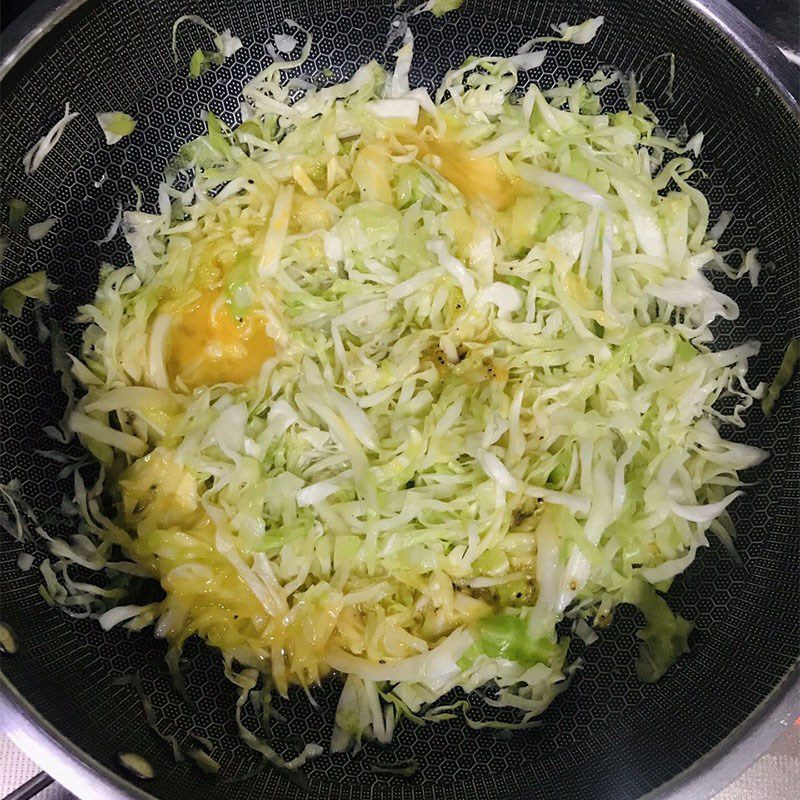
[172, 15, 243, 78]
[1, 271, 56, 317]
[762, 339, 799, 415]
[96, 112, 137, 145]
[7, 198, 29, 232]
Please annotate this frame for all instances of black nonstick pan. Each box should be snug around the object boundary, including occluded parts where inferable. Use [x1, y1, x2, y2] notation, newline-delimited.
[0, 2, 798, 799]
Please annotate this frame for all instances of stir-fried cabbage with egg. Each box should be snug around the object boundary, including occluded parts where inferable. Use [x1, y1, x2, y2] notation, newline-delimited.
[60, 28, 767, 761]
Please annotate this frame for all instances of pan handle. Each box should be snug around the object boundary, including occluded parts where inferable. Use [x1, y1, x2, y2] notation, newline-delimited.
[2, 772, 54, 800]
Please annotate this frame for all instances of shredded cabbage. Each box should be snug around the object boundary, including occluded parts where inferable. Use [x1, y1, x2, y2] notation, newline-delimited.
[22, 103, 80, 174]
[762, 339, 799, 415]
[412, 0, 466, 18]
[551, 15, 605, 44]
[519, 15, 605, 51]
[273, 32, 298, 55]
[1, 271, 56, 317]
[28, 218, 58, 241]
[118, 752, 155, 780]
[7, 198, 29, 232]
[172, 15, 243, 78]
[17, 19, 771, 763]
[97, 112, 137, 145]
[625, 581, 694, 683]
[0, 623, 17, 654]
[0, 331, 26, 365]
[96, 203, 124, 244]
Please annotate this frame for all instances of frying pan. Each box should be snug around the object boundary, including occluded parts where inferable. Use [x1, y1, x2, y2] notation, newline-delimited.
[0, 2, 798, 799]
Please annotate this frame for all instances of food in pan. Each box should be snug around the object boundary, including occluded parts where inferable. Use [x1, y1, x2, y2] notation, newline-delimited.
[3, 13, 773, 768]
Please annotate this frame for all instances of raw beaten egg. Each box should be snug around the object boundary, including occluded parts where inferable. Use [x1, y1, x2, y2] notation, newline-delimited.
[166, 290, 275, 388]
[419, 136, 521, 210]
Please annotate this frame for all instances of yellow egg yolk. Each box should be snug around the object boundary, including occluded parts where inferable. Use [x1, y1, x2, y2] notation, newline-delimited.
[420, 137, 521, 210]
[166, 290, 275, 388]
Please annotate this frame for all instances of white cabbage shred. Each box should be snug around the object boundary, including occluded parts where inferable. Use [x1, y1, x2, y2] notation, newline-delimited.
[7, 16, 769, 767]
[552, 15, 605, 44]
[519, 15, 605, 52]
[0, 331, 26, 365]
[95, 203, 124, 244]
[28, 218, 58, 241]
[22, 103, 80, 174]
[172, 15, 243, 78]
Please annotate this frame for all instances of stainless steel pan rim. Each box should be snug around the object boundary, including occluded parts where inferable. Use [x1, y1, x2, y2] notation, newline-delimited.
[1, 1, 797, 799]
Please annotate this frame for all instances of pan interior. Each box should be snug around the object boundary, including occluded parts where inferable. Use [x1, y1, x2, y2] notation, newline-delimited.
[0, 2, 797, 799]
